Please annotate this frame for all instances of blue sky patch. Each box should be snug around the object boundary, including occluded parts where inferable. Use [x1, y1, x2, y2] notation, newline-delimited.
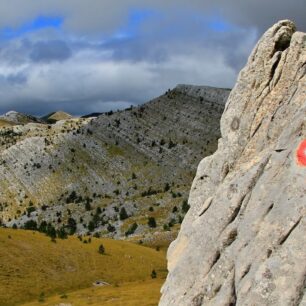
[0, 16, 63, 40]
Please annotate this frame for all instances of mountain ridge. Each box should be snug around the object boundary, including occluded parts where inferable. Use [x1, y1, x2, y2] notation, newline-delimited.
[0, 84, 230, 242]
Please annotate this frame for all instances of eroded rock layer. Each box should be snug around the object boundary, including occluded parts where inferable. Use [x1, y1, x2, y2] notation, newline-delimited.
[160, 20, 306, 306]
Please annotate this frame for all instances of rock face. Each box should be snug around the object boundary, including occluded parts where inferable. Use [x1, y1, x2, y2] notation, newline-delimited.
[0, 85, 229, 239]
[160, 20, 306, 306]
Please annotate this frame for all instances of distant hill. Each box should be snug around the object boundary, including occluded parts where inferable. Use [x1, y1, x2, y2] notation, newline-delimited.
[0, 111, 42, 125]
[41, 111, 73, 123]
[0, 85, 230, 241]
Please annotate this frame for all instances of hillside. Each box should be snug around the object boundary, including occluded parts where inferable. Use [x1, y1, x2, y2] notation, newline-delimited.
[41, 111, 73, 123]
[0, 111, 42, 125]
[0, 85, 230, 241]
[0, 228, 166, 306]
[160, 20, 306, 306]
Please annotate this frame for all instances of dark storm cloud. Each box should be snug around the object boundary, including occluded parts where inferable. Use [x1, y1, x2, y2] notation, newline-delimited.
[0, 0, 304, 115]
[29, 40, 72, 62]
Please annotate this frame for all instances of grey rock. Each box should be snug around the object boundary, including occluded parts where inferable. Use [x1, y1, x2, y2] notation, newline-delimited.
[160, 20, 306, 306]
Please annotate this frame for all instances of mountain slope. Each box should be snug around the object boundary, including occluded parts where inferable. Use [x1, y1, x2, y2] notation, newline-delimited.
[0, 111, 41, 125]
[160, 20, 306, 306]
[41, 111, 73, 123]
[0, 85, 230, 240]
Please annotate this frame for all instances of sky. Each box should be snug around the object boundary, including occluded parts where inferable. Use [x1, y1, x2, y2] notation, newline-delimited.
[0, 1, 305, 116]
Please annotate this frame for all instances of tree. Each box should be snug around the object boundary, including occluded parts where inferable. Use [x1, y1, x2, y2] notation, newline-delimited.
[107, 224, 116, 232]
[164, 183, 170, 192]
[88, 221, 95, 232]
[182, 200, 190, 214]
[46, 223, 57, 239]
[119, 207, 128, 220]
[67, 217, 77, 235]
[151, 269, 157, 279]
[24, 220, 37, 230]
[148, 217, 157, 228]
[57, 226, 68, 239]
[125, 222, 138, 236]
[98, 244, 105, 254]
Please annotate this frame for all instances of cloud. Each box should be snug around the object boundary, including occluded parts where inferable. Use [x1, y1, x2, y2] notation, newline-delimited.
[0, 1, 304, 115]
[29, 40, 72, 62]
[0, 0, 304, 33]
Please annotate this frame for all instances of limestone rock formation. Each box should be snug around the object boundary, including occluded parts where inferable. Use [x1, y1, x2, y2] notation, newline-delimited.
[160, 20, 306, 306]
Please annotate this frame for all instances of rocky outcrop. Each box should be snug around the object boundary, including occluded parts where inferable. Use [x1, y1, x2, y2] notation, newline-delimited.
[160, 20, 306, 306]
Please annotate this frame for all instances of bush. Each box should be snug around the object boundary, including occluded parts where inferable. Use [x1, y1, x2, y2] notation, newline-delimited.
[148, 217, 157, 228]
[46, 224, 57, 239]
[98, 244, 105, 254]
[67, 217, 77, 235]
[57, 227, 68, 239]
[107, 224, 116, 232]
[26, 206, 36, 217]
[88, 221, 95, 232]
[119, 207, 129, 220]
[182, 200, 190, 213]
[164, 183, 170, 192]
[125, 222, 138, 236]
[163, 224, 170, 231]
[151, 269, 157, 279]
[24, 220, 37, 230]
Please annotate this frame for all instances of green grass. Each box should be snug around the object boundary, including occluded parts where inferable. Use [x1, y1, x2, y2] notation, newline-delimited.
[0, 228, 167, 306]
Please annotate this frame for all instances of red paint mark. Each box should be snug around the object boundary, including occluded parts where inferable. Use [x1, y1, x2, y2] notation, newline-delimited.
[297, 140, 306, 166]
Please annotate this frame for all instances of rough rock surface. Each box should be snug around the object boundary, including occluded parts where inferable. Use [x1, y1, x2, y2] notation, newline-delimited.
[160, 20, 306, 306]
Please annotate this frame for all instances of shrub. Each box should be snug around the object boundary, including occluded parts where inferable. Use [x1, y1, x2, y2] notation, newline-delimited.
[46, 224, 57, 239]
[182, 200, 190, 213]
[57, 227, 68, 239]
[26, 206, 36, 217]
[107, 224, 116, 232]
[98, 244, 105, 254]
[67, 218, 77, 235]
[164, 183, 170, 192]
[24, 220, 37, 230]
[119, 207, 128, 220]
[88, 221, 95, 232]
[148, 217, 157, 228]
[151, 269, 157, 279]
[163, 224, 170, 231]
[125, 222, 138, 236]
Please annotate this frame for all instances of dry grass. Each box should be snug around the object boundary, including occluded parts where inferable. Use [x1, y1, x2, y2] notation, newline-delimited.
[0, 119, 14, 127]
[0, 228, 167, 306]
[23, 279, 164, 306]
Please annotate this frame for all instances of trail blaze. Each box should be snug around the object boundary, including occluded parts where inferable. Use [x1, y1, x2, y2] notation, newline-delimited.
[296, 140, 306, 166]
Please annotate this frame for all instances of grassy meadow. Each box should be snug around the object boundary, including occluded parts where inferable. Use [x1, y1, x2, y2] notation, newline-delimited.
[0, 228, 167, 306]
